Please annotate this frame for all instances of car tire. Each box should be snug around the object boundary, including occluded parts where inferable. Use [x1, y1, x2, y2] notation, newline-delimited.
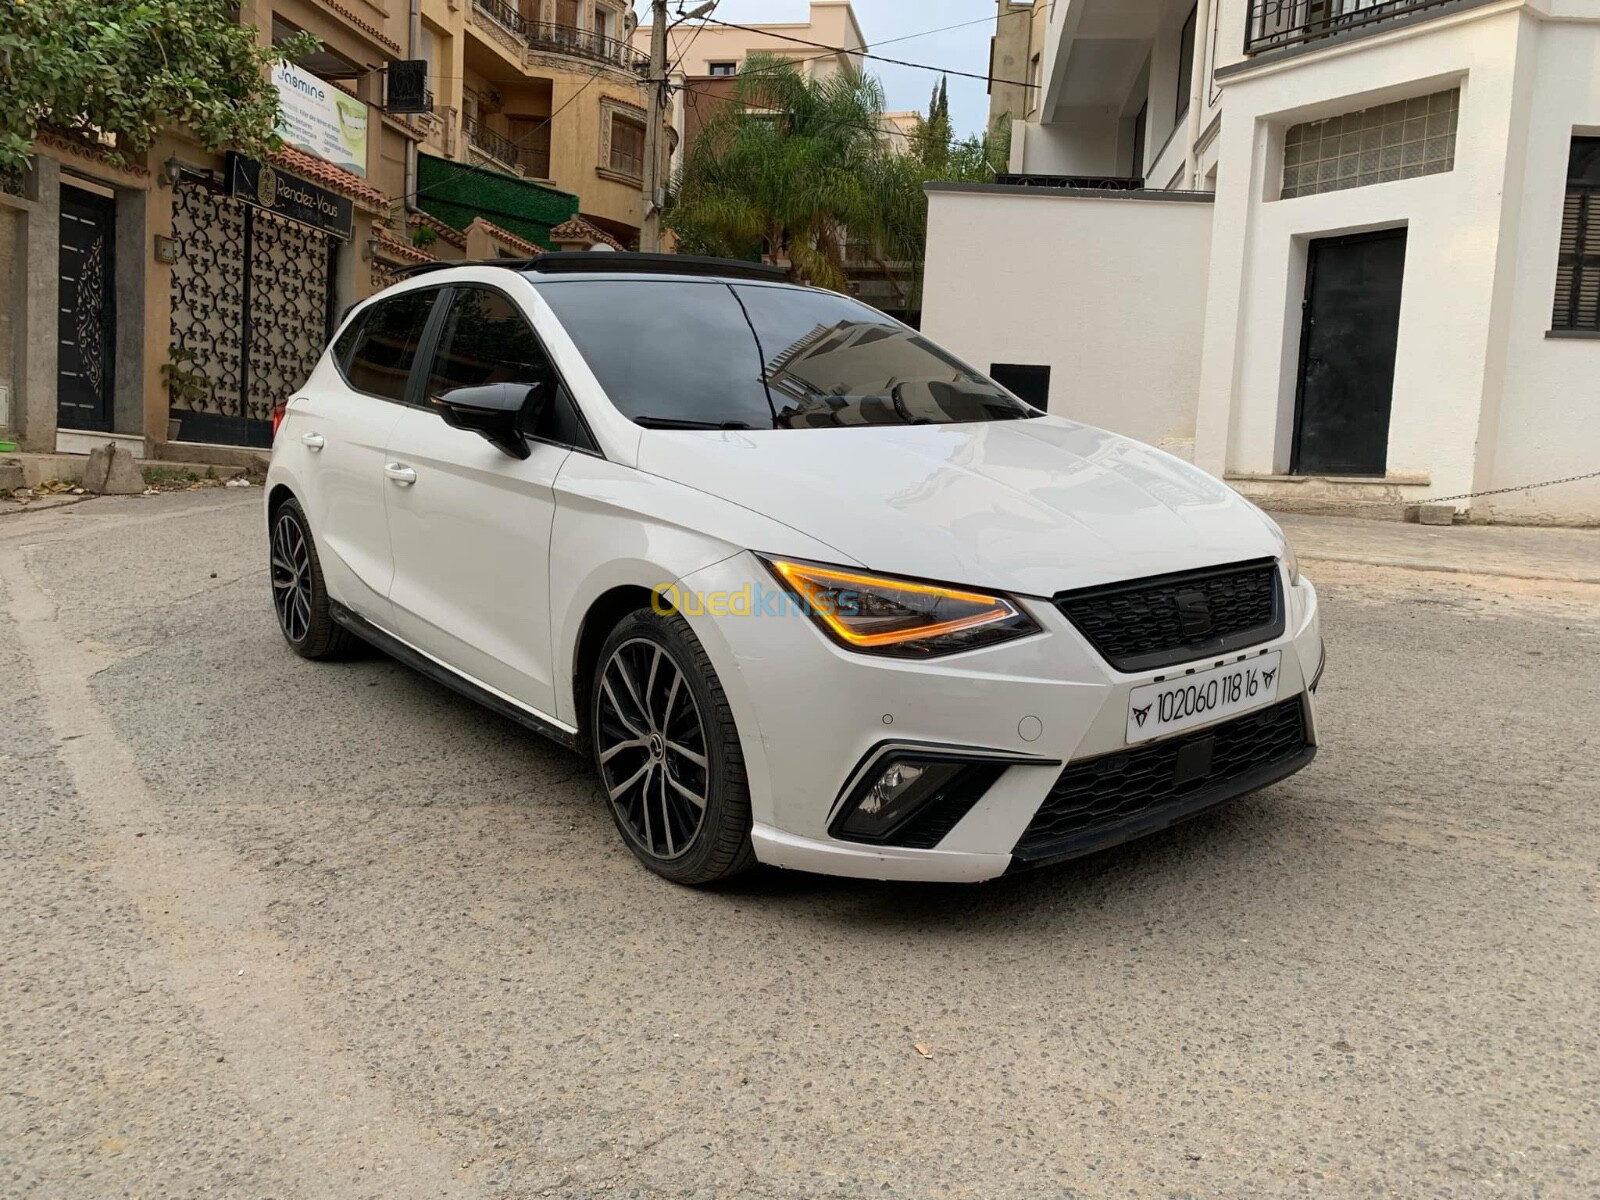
[590, 609, 757, 885]
[270, 498, 355, 661]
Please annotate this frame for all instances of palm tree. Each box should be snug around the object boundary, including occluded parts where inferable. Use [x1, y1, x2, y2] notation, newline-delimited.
[668, 57, 1011, 307]
[668, 56, 895, 292]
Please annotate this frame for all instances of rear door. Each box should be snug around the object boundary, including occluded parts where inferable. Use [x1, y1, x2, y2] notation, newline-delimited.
[295, 287, 440, 623]
[382, 283, 585, 716]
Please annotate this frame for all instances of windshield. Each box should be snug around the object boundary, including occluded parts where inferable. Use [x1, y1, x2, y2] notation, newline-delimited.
[532, 278, 1040, 430]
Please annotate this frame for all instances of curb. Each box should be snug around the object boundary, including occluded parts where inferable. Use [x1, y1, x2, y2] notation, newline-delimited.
[1301, 551, 1600, 586]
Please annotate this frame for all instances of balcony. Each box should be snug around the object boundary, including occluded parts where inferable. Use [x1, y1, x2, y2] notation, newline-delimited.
[464, 114, 550, 179]
[471, 0, 648, 72]
[1245, 0, 1461, 55]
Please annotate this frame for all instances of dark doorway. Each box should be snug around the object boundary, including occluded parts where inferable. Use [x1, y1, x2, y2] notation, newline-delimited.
[1292, 228, 1406, 476]
[991, 363, 1051, 410]
[57, 185, 117, 432]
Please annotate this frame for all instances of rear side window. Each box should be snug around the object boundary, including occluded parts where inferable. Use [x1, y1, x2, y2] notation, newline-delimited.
[344, 289, 438, 402]
[331, 310, 367, 371]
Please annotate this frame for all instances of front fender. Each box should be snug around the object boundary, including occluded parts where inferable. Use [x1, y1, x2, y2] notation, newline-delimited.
[549, 453, 851, 727]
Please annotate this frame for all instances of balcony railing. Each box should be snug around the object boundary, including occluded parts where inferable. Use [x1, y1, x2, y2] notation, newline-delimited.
[529, 22, 647, 71]
[464, 114, 550, 178]
[471, 0, 648, 72]
[465, 114, 523, 170]
[1245, 0, 1458, 54]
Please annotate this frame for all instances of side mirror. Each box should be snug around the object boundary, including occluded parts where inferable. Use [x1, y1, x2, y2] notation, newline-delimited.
[430, 382, 545, 459]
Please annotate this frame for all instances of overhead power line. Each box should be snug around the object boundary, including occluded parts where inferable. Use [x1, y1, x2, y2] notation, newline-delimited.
[691, 15, 1039, 90]
[789, 4, 1037, 68]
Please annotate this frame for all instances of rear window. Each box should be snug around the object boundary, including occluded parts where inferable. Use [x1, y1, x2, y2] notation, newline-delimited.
[534, 279, 1037, 430]
[343, 289, 438, 402]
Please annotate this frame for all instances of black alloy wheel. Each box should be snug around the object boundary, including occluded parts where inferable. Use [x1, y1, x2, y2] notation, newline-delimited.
[590, 611, 756, 884]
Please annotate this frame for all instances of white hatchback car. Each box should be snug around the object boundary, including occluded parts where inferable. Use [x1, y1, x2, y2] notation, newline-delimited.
[267, 253, 1323, 885]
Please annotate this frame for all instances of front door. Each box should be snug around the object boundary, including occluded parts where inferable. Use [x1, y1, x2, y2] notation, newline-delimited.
[383, 283, 570, 716]
[58, 185, 116, 432]
[1292, 228, 1406, 476]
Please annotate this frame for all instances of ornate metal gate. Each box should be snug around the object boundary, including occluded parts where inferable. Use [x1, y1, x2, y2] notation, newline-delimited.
[169, 181, 336, 447]
[58, 185, 117, 432]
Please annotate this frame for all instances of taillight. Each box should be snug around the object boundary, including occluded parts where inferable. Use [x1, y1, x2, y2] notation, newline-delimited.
[271, 400, 288, 440]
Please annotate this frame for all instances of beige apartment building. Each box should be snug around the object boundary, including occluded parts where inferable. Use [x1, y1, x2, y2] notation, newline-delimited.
[636, 1, 869, 176]
[0, 0, 665, 463]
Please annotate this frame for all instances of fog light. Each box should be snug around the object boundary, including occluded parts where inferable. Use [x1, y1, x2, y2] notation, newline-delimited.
[837, 758, 970, 842]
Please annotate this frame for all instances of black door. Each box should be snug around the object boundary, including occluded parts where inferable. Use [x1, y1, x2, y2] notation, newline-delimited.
[58, 185, 117, 432]
[1292, 228, 1406, 476]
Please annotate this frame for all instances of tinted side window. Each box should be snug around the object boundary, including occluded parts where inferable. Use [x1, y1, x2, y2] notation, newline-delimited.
[425, 286, 555, 400]
[331, 310, 367, 372]
[426, 285, 595, 450]
[345, 290, 438, 402]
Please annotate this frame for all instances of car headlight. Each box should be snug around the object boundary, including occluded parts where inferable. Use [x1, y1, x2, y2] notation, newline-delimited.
[1258, 513, 1300, 586]
[759, 557, 1041, 658]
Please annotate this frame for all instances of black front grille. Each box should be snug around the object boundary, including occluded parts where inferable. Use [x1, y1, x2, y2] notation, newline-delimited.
[1013, 698, 1311, 864]
[1056, 558, 1283, 673]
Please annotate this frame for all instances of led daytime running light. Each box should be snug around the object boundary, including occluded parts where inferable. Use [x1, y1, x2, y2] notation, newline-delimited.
[765, 559, 1023, 649]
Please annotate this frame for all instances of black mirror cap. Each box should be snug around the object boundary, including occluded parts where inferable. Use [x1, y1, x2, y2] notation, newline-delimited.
[431, 382, 544, 459]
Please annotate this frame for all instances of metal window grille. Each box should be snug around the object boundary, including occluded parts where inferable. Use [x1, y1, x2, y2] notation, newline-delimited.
[1245, 0, 1458, 55]
[1281, 88, 1457, 199]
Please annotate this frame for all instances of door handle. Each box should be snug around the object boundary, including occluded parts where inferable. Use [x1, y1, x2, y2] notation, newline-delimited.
[384, 462, 417, 486]
[301, 432, 325, 451]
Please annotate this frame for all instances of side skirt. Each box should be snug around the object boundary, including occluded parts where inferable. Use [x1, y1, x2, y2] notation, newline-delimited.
[329, 600, 581, 753]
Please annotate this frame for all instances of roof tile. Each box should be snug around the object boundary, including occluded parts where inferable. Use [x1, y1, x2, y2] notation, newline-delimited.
[269, 145, 389, 212]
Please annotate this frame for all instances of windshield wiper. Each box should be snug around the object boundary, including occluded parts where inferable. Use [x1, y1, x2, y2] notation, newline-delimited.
[632, 416, 759, 430]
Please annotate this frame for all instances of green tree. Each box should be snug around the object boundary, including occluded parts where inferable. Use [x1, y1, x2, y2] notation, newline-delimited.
[668, 57, 1011, 309]
[668, 55, 894, 292]
[0, 0, 317, 173]
[910, 76, 952, 175]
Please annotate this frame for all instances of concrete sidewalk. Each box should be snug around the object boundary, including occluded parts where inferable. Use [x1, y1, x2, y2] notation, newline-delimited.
[1279, 512, 1600, 583]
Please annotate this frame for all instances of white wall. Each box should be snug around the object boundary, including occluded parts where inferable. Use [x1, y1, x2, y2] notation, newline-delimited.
[1483, 16, 1600, 524]
[1194, 6, 1533, 505]
[922, 185, 1214, 454]
[1017, 111, 1128, 176]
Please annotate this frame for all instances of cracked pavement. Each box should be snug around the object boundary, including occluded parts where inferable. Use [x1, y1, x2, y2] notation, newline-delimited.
[2, 489, 1597, 1198]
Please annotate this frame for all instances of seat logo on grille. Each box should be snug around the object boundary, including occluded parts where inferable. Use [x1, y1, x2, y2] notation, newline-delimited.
[1174, 590, 1213, 638]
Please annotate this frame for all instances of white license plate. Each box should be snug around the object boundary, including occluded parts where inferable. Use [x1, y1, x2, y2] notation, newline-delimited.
[1126, 651, 1282, 745]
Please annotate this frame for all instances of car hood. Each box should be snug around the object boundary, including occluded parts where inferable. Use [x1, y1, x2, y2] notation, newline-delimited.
[636, 416, 1281, 596]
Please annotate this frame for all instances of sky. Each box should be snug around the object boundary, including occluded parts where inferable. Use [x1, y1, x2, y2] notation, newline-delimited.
[632, 0, 1001, 136]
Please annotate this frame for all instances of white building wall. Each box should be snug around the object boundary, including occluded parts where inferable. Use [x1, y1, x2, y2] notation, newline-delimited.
[1194, 5, 1532, 506]
[922, 186, 1214, 454]
[949, 0, 1600, 521]
[1483, 16, 1600, 523]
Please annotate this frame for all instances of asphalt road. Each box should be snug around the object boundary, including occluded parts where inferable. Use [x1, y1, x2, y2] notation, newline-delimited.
[2, 489, 1597, 1199]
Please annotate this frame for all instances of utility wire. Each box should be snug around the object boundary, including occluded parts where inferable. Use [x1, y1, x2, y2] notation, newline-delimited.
[666, 0, 714, 76]
[690, 15, 1038, 90]
[784, 5, 1036, 72]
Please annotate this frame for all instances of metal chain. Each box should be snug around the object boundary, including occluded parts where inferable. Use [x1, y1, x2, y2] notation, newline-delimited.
[1283, 468, 1600, 506]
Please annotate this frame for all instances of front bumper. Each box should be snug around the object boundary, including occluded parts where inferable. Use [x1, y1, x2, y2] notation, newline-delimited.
[676, 554, 1323, 883]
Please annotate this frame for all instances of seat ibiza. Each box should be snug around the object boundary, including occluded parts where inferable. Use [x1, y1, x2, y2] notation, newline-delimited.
[266, 252, 1322, 885]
